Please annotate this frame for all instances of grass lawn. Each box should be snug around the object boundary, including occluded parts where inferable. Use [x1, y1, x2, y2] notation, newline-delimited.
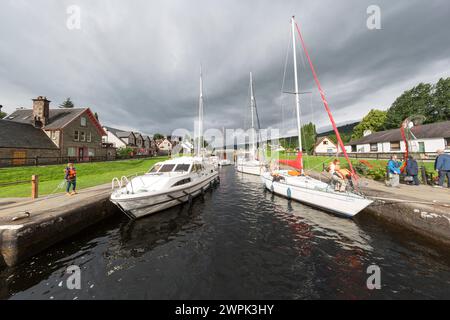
[272, 153, 437, 174]
[0, 157, 167, 198]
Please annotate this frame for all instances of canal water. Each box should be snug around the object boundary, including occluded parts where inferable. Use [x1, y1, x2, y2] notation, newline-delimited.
[1, 167, 450, 299]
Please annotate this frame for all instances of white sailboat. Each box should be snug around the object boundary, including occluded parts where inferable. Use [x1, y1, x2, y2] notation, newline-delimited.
[110, 69, 219, 219]
[236, 72, 264, 175]
[261, 17, 372, 218]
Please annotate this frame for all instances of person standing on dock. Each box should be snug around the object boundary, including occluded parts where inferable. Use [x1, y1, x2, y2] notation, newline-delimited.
[65, 163, 77, 196]
[406, 156, 420, 186]
[434, 149, 450, 188]
[387, 155, 402, 187]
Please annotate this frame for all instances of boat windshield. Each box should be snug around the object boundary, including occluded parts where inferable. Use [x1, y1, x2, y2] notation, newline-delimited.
[149, 164, 162, 173]
[158, 164, 176, 172]
[174, 164, 191, 172]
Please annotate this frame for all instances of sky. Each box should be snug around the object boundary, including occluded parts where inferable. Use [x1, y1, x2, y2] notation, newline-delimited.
[0, 0, 449, 137]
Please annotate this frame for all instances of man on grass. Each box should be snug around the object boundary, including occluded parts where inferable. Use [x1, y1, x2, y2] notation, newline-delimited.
[65, 163, 77, 196]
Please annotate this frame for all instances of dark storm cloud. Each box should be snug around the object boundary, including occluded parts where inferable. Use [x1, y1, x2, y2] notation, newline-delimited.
[1, 0, 449, 135]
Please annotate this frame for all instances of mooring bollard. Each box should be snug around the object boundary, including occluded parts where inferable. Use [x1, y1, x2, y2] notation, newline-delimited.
[31, 175, 39, 199]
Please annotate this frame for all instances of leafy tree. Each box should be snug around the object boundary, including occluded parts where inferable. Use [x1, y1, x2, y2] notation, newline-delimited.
[59, 97, 75, 108]
[351, 109, 387, 139]
[153, 133, 165, 140]
[384, 83, 432, 129]
[0, 105, 6, 119]
[117, 147, 133, 158]
[301, 122, 317, 154]
[430, 77, 450, 122]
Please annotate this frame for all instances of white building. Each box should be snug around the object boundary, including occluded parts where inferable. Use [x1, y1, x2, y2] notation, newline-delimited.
[346, 121, 450, 155]
[314, 136, 338, 154]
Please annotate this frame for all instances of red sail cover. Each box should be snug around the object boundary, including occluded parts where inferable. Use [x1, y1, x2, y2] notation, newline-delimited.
[279, 152, 303, 170]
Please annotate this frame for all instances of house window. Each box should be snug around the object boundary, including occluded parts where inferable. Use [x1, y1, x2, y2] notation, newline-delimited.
[390, 141, 401, 151]
[74, 130, 79, 141]
[80, 131, 86, 142]
[88, 148, 95, 157]
[445, 138, 450, 150]
[51, 131, 57, 140]
[323, 140, 328, 145]
[80, 117, 87, 127]
[87, 132, 92, 142]
[370, 143, 378, 152]
[351, 145, 357, 152]
[68, 147, 77, 157]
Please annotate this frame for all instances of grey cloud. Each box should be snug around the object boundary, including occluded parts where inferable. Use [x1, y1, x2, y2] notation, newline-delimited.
[0, 0, 449, 136]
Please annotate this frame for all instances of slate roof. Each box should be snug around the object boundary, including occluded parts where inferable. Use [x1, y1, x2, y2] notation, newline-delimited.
[349, 121, 450, 145]
[0, 120, 58, 149]
[6, 108, 87, 129]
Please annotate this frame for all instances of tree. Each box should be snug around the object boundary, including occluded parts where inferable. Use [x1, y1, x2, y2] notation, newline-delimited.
[301, 122, 317, 154]
[351, 109, 388, 139]
[384, 83, 432, 129]
[117, 147, 133, 158]
[153, 133, 165, 140]
[59, 97, 75, 108]
[0, 105, 6, 119]
[430, 77, 450, 122]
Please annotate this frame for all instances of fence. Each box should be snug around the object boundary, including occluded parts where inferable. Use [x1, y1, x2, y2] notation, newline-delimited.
[0, 154, 156, 168]
[0, 175, 38, 198]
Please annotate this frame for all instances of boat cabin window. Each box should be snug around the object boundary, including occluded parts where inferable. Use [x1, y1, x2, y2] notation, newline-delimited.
[149, 164, 162, 173]
[158, 164, 176, 172]
[172, 178, 192, 187]
[174, 164, 191, 172]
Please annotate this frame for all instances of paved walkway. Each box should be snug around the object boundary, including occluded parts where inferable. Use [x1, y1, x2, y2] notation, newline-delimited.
[0, 183, 112, 225]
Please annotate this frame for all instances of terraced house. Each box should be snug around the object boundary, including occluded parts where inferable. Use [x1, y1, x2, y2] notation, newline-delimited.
[1, 96, 107, 165]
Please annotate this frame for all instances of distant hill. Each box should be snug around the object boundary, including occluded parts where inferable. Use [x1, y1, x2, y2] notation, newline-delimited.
[317, 121, 360, 137]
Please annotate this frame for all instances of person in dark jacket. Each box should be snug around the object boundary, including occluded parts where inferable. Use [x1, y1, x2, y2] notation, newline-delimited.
[435, 149, 450, 188]
[405, 156, 420, 186]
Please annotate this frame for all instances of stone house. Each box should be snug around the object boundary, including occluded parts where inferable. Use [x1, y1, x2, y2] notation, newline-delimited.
[3, 96, 107, 163]
[0, 120, 60, 166]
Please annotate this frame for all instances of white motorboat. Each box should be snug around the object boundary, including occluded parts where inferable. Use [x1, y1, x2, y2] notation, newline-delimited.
[236, 72, 264, 175]
[111, 67, 219, 219]
[219, 159, 231, 166]
[110, 157, 218, 219]
[236, 156, 263, 175]
[262, 17, 372, 218]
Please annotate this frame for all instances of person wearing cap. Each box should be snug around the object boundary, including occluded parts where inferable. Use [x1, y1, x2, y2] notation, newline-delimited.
[434, 149, 450, 188]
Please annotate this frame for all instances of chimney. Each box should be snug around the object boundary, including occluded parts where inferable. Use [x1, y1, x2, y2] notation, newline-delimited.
[32, 96, 50, 127]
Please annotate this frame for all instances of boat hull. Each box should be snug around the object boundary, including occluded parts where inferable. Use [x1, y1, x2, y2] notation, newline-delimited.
[236, 160, 263, 176]
[261, 173, 372, 218]
[111, 173, 218, 219]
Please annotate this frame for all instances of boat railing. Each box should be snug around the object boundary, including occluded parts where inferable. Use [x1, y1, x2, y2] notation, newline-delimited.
[120, 176, 134, 194]
[111, 177, 122, 190]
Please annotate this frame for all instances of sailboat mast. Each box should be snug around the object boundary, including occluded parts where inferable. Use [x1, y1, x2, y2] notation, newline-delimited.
[291, 16, 303, 152]
[250, 72, 256, 156]
[197, 66, 204, 157]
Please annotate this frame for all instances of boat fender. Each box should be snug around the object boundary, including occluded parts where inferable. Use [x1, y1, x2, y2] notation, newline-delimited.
[271, 184, 274, 192]
[287, 188, 292, 199]
[188, 194, 193, 206]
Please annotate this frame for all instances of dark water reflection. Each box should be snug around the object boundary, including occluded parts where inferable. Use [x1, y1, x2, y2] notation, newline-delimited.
[1, 167, 450, 299]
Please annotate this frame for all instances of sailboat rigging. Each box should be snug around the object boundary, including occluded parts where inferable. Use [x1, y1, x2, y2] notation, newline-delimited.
[261, 16, 373, 218]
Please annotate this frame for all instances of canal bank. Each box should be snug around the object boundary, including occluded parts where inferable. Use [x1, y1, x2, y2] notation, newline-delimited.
[0, 168, 449, 268]
[0, 184, 116, 268]
[307, 170, 450, 246]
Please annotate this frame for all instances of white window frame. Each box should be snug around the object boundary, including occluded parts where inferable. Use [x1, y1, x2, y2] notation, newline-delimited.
[87, 132, 92, 142]
[80, 131, 86, 142]
[80, 117, 87, 127]
[74, 130, 79, 141]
